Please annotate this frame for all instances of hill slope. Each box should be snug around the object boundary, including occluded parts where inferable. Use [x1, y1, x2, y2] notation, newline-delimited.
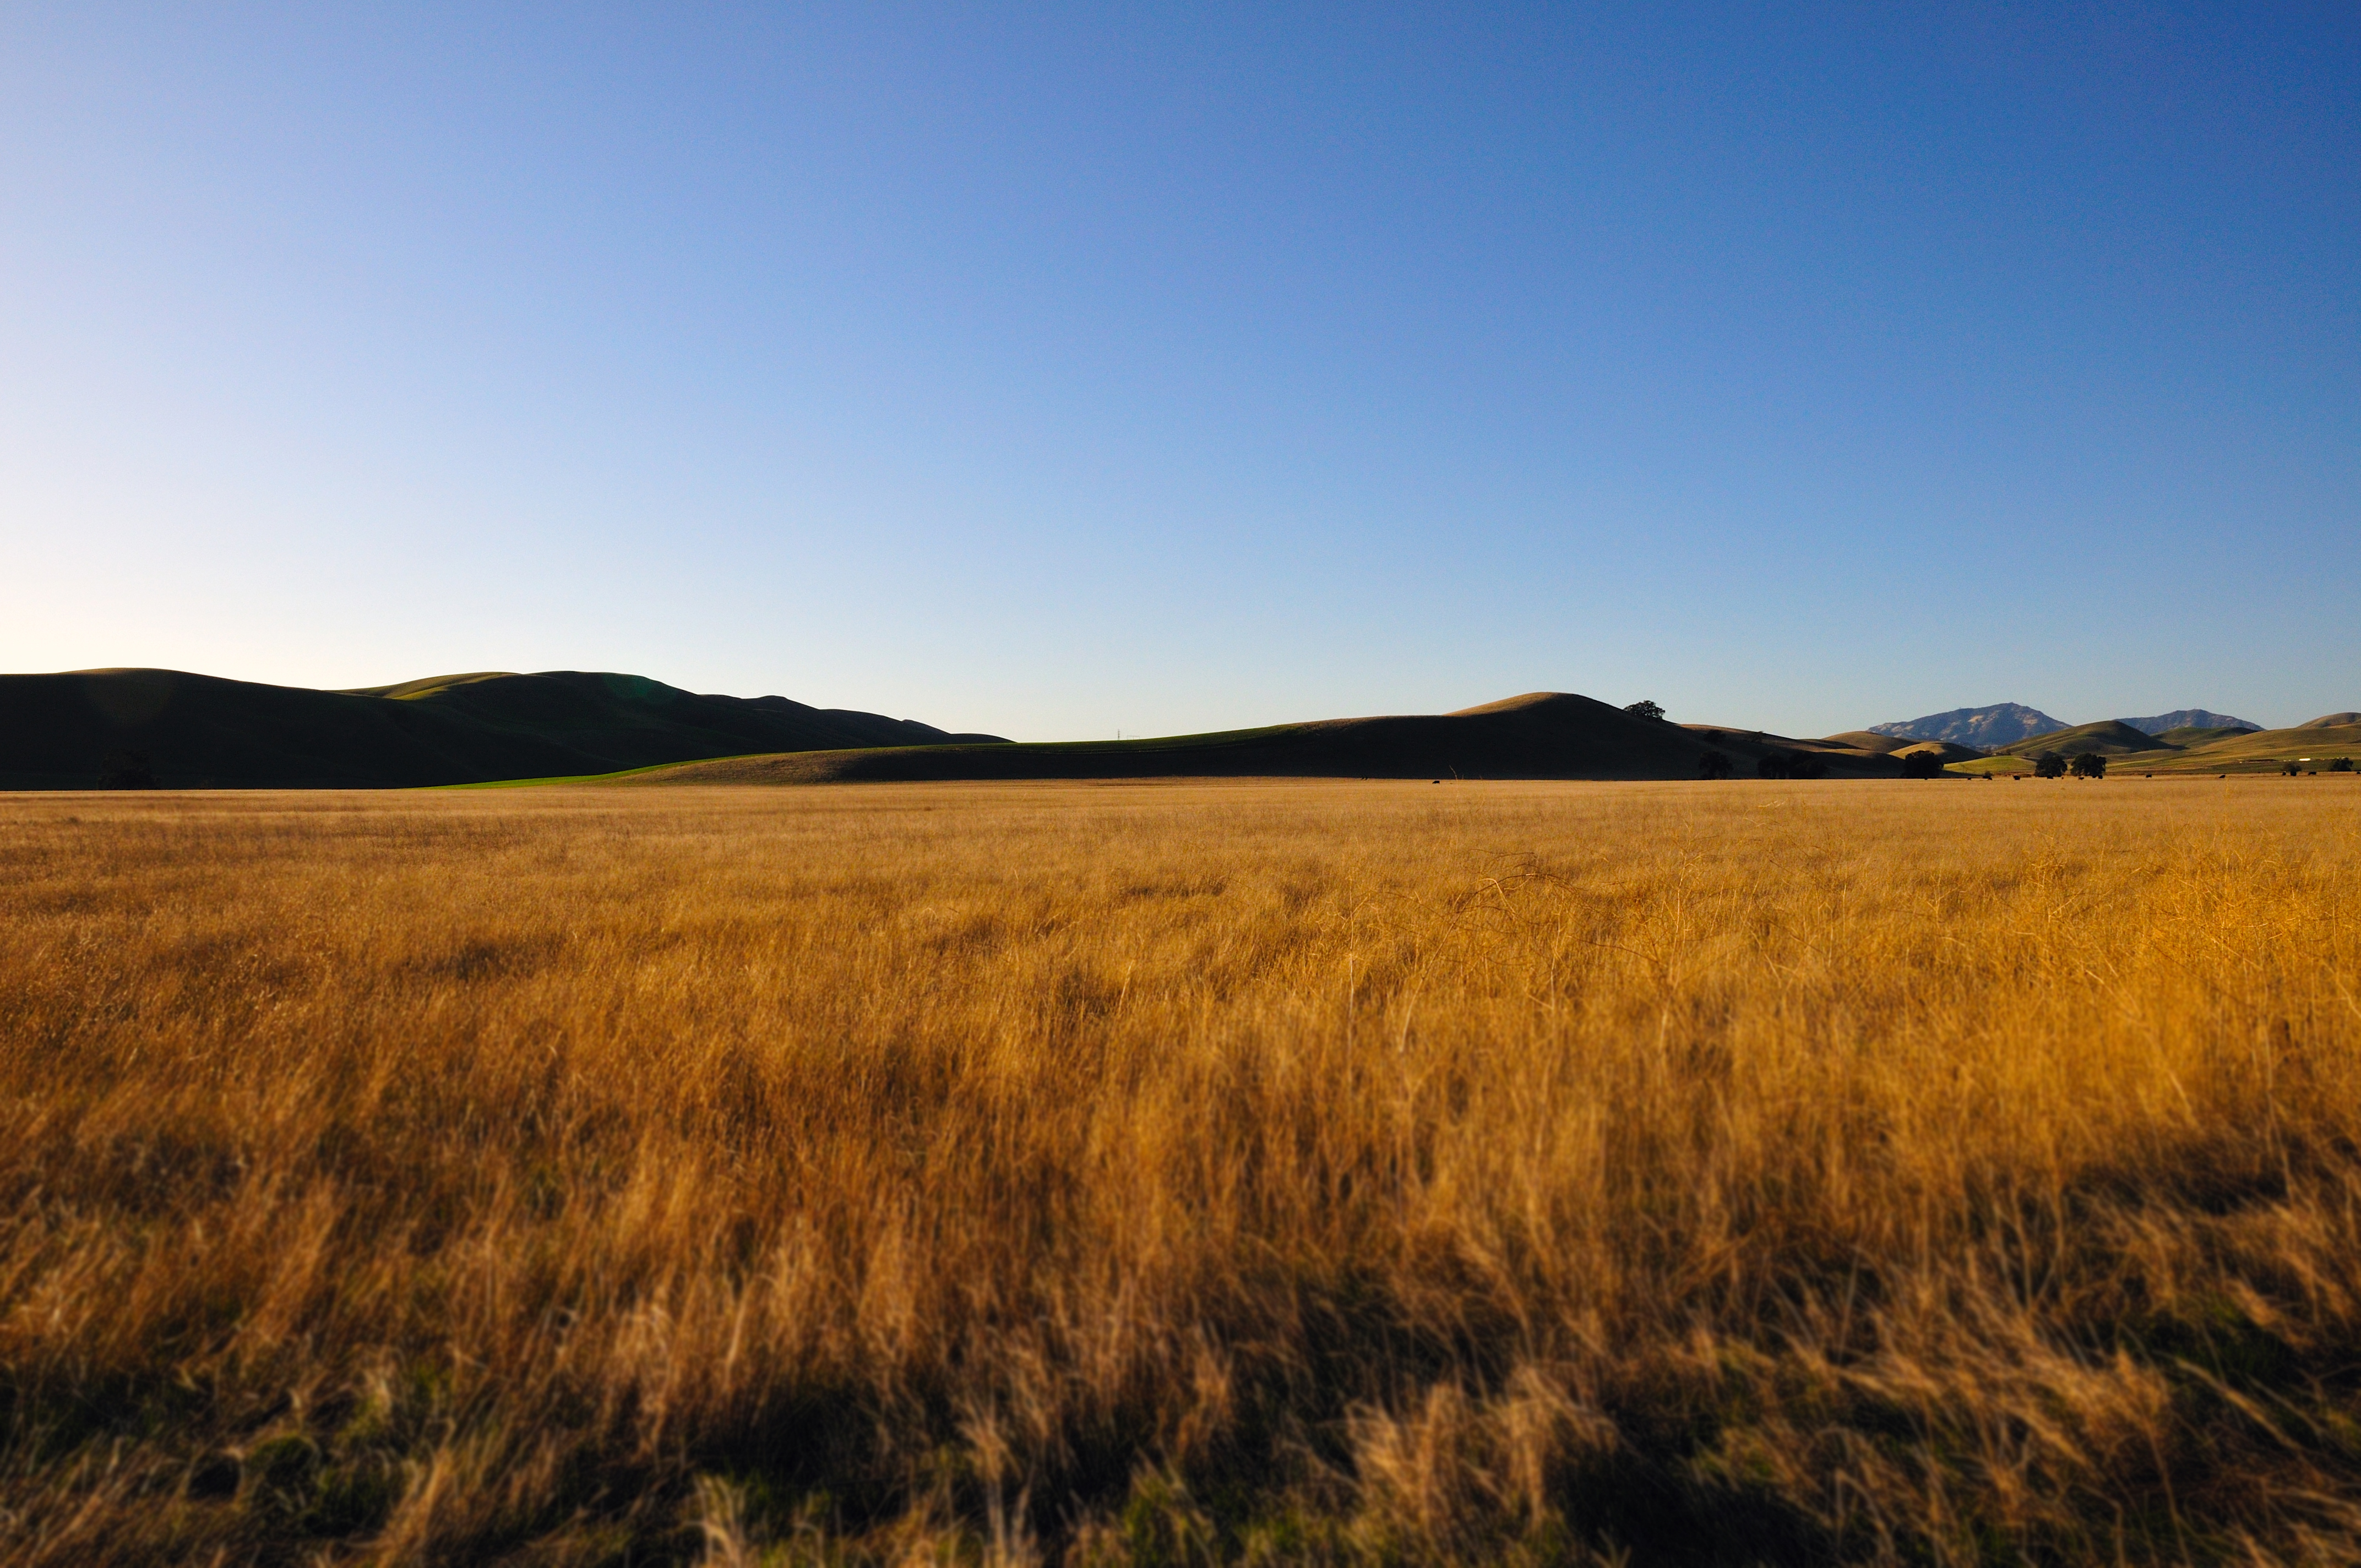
[0, 668, 1003, 789]
[610, 694, 1922, 786]
[2112, 722, 2361, 775]
[1870, 703, 2064, 748]
[2001, 718, 2162, 757]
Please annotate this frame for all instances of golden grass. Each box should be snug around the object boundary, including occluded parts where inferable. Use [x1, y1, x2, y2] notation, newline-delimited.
[4, 778, 2361, 1565]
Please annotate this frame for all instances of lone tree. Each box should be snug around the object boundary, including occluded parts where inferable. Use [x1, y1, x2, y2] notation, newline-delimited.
[1698, 750, 1733, 780]
[1898, 750, 1944, 779]
[2070, 752, 2107, 779]
[2284, 760, 2303, 776]
[2034, 751, 2068, 779]
[1625, 699, 1665, 721]
[2333, 758, 2354, 773]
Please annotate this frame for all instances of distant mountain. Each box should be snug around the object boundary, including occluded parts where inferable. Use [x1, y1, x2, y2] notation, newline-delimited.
[0, 668, 1006, 789]
[2122, 709, 2258, 736]
[1869, 704, 2065, 749]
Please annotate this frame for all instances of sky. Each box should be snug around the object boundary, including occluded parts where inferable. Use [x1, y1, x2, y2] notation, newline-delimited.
[3, 3, 2355, 740]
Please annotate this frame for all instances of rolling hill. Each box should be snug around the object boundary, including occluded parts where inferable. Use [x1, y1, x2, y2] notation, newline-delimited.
[0, 668, 1005, 789]
[1992, 718, 2161, 757]
[39, 666, 2316, 790]
[595, 695, 1927, 787]
[1954, 718, 2361, 776]
[2109, 721, 2361, 775]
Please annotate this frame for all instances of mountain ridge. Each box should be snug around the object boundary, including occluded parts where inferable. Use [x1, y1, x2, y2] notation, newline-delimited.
[1873, 703, 2264, 748]
[1870, 703, 2065, 748]
[2121, 709, 2259, 736]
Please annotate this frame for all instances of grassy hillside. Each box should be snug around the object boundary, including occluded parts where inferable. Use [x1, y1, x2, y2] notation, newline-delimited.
[1952, 720, 2361, 777]
[1993, 717, 2159, 756]
[2117, 721, 2361, 775]
[1822, 729, 1909, 753]
[0, 668, 1002, 789]
[603, 695, 1921, 785]
[2151, 724, 2259, 747]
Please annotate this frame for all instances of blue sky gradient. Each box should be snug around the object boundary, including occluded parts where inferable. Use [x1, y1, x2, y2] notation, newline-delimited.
[4, 3, 2355, 737]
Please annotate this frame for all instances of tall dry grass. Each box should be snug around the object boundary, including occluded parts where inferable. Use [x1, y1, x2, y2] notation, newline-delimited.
[3, 778, 2360, 1565]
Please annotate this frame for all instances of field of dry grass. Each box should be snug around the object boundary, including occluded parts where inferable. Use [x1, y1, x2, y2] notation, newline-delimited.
[4, 778, 2361, 1565]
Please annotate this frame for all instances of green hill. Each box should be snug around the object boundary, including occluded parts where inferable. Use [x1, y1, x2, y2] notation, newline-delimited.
[603, 696, 1927, 786]
[0, 669, 1003, 789]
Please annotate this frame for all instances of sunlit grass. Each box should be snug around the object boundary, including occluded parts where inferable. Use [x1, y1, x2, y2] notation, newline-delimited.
[3, 778, 2358, 1564]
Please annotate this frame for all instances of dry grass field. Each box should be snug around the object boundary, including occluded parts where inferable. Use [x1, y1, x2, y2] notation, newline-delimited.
[5, 778, 2361, 1565]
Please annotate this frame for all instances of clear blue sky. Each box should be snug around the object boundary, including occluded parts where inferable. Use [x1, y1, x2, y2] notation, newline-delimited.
[4, 4, 2355, 738]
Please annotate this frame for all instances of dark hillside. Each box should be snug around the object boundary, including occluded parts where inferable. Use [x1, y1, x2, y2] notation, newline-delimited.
[0, 668, 1002, 789]
[620, 694, 1917, 785]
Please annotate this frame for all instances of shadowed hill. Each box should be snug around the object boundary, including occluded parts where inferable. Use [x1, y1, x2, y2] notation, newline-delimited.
[1824, 731, 1911, 754]
[0, 668, 1003, 789]
[610, 695, 1921, 786]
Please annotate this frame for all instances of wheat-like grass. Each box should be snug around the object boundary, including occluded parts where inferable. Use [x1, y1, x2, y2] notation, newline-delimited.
[2, 778, 2359, 1564]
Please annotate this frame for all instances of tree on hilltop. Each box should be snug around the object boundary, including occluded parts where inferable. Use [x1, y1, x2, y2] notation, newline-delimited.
[1625, 700, 1665, 721]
